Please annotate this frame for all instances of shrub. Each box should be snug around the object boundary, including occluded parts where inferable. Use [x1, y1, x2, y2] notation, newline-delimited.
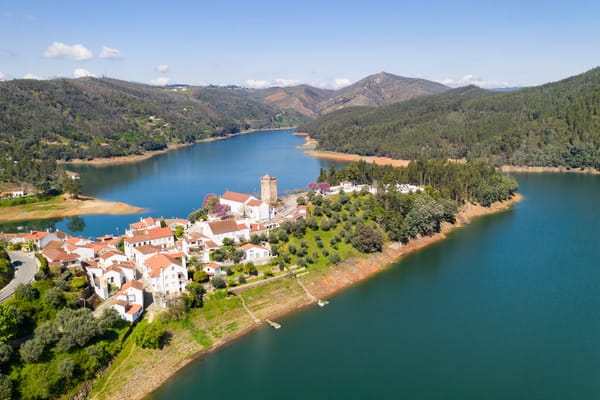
[134, 323, 167, 349]
[211, 276, 227, 289]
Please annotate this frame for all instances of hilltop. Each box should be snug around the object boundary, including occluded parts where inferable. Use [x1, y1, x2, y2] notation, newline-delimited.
[302, 67, 600, 169]
[247, 72, 449, 118]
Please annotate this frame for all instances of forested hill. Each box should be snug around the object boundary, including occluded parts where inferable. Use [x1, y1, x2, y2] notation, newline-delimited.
[0, 77, 298, 162]
[302, 67, 600, 169]
[249, 72, 449, 118]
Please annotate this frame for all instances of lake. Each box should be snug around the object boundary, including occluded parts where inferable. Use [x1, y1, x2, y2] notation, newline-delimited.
[148, 172, 600, 399]
[0, 129, 342, 238]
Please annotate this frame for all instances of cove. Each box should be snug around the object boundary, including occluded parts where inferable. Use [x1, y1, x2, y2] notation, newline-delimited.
[0, 130, 343, 238]
[148, 173, 600, 400]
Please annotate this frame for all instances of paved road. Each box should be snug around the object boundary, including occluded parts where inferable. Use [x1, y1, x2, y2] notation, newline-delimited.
[0, 251, 38, 302]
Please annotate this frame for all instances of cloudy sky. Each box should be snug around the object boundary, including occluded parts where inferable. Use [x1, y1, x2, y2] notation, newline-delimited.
[1, 0, 598, 88]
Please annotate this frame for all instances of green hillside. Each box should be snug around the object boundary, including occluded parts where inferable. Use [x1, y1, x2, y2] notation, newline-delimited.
[302, 68, 600, 168]
[0, 77, 300, 191]
[0, 77, 296, 161]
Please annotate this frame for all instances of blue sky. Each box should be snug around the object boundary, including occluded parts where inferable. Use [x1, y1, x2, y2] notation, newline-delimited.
[1, 0, 598, 88]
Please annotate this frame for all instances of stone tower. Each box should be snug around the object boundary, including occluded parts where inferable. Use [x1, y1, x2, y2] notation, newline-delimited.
[260, 173, 278, 205]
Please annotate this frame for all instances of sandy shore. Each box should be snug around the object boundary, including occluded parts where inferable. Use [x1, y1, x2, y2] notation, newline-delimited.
[0, 195, 144, 223]
[60, 127, 295, 166]
[92, 193, 521, 400]
[305, 148, 599, 175]
[499, 165, 600, 174]
[304, 150, 412, 167]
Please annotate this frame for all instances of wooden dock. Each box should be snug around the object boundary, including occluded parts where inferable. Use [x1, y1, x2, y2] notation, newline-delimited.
[265, 319, 281, 329]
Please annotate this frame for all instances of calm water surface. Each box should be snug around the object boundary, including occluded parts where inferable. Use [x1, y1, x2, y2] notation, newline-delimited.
[149, 173, 600, 400]
[1, 130, 341, 237]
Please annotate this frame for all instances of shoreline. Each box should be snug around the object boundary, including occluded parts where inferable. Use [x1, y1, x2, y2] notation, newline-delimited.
[305, 148, 600, 174]
[60, 127, 295, 166]
[498, 165, 600, 174]
[0, 195, 144, 223]
[96, 193, 522, 400]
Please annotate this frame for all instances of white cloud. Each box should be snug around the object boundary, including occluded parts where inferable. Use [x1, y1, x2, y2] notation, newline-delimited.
[442, 74, 509, 88]
[0, 71, 4, 81]
[274, 78, 300, 87]
[99, 46, 122, 59]
[150, 76, 170, 86]
[44, 42, 92, 61]
[74, 68, 96, 78]
[244, 78, 301, 89]
[332, 77, 352, 89]
[244, 79, 270, 89]
[23, 73, 43, 80]
[157, 64, 169, 73]
[242, 77, 353, 90]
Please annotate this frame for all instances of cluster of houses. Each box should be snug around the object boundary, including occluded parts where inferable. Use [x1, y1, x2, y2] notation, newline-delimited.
[1, 188, 26, 199]
[327, 181, 423, 195]
[0, 186, 293, 323]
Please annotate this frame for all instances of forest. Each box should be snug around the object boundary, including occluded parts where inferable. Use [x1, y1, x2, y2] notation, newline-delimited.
[301, 67, 600, 169]
[0, 77, 300, 192]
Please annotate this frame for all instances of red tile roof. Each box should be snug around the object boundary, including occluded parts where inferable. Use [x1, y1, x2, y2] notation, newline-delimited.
[117, 279, 144, 295]
[221, 191, 251, 203]
[125, 227, 173, 243]
[126, 303, 142, 315]
[246, 198, 264, 207]
[208, 219, 240, 235]
[100, 250, 125, 260]
[240, 243, 269, 251]
[145, 254, 181, 277]
[204, 240, 219, 249]
[24, 231, 49, 240]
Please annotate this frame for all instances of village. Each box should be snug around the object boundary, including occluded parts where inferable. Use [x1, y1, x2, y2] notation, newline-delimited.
[0, 174, 423, 323]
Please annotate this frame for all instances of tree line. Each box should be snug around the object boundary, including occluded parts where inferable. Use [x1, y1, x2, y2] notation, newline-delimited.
[301, 67, 600, 169]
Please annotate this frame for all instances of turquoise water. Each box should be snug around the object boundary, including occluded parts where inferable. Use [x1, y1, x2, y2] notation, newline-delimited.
[0, 130, 342, 237]
[148, 173, 600, 399]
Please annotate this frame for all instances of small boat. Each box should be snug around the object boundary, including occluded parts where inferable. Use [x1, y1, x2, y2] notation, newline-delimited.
[317, 299, 329, 307]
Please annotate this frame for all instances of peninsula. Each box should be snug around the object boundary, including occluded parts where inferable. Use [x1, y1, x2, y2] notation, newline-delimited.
[0, 195, 144, 223]
[0, 160, 519, 400]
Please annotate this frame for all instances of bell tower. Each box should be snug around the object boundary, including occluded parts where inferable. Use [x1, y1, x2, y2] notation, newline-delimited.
[260, 173, 278, 205]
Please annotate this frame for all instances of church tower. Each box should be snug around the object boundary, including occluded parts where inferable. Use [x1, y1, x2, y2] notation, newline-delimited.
[260, 173, 278, 205]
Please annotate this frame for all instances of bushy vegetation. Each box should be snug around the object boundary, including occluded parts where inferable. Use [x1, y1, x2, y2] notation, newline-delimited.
[0, 266, 128, 399]
[0, 246, 13, 290]
[302, 67, 600, 169]
[265, 160, 517, 274]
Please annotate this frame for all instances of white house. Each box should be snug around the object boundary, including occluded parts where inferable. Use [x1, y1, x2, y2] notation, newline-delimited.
[41, 247, 81, 269]
[63, 243, 95, 260]
[200, 219, 249, 245]
[164, 218, 191, 231]
[129, 217, 161, 232]
[220, 191, 271, 221]
[182, 232, 209, 254]
[98, 250, 128, 268]
[111, 280, 144, 322]
[124, 227, 174, 259]
[84, 257, 137, 300]
[240, 243, 271, 261]
[202, 262, 223, 277]
[143, 253, 189, 301]
[23, 230, 59, 250]
[130, 244, 161, 268]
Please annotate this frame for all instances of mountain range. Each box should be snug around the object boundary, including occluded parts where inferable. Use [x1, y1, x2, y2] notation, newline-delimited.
[2, 66, 599, 190]
[247, 72, 449, 118]
[301, 67, 600, 169]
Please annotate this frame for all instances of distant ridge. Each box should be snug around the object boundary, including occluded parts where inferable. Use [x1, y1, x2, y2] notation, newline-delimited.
[302, 67, 600, 169]
[246, 72, 449, 118]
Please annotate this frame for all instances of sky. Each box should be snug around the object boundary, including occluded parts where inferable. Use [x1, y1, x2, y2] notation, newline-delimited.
[0, 0, 599, 89]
